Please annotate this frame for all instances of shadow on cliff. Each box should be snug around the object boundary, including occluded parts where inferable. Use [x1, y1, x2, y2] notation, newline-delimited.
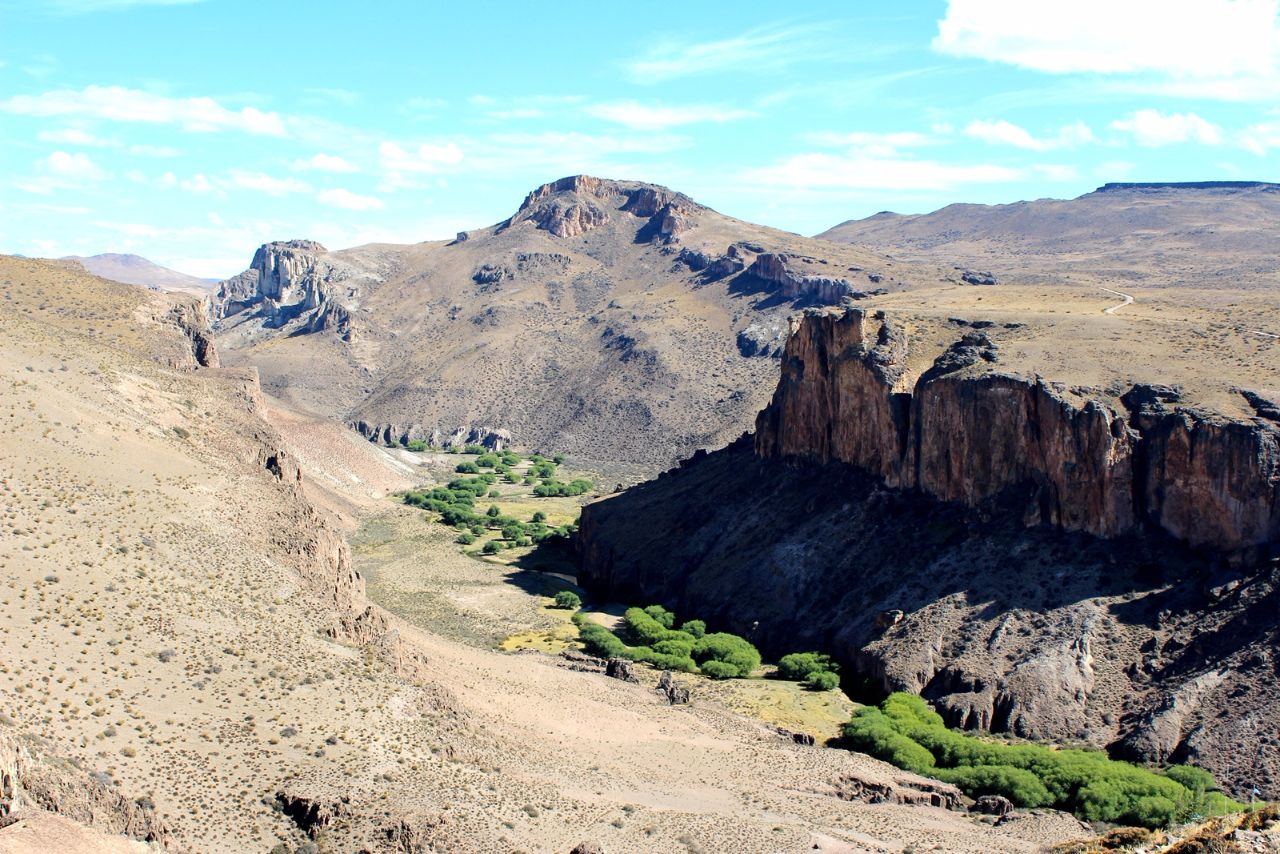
[496, 537, 583, 599]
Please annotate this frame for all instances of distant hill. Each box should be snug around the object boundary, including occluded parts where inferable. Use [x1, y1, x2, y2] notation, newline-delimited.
[816, 181, 1280, 292]
[62, 252, 215, 294]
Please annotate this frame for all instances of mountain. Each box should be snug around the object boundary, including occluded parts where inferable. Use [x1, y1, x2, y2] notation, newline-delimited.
[211, 175, 950, 474]
[62, 252, 216, 294]
[817, 181, 1280, 293]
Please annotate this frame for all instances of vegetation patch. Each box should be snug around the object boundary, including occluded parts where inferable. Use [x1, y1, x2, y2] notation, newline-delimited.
[572, 604, 761, 679]
[843, 693, 1240, 828]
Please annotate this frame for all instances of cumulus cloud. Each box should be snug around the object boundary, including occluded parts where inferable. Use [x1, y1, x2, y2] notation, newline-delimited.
[317, 188, 384, 211]
[585, 101, 754, 130]
[378, 141, 464, 173]
[964, 119, 1095, 151]
[934, 0, 1280, 78]
[744, 152, 1021, 191]
[44, 150, 106, 179]
[2, 85, 288, 136]
[1110, 110, 1223, 146]
[293, 153, 358, 173]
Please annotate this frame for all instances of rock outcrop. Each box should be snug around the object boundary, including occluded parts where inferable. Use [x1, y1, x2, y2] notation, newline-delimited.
[0, 729, 171, 848]
[212, 239, 382, 340]
[350, 421, 510, 451]
[755, 309, 1280, 554]
[745, 253, 864, 304]
[502, 175, 699, 244]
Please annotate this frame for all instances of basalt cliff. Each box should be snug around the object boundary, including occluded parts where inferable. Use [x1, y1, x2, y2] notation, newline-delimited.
[578, 307, 1280, 799]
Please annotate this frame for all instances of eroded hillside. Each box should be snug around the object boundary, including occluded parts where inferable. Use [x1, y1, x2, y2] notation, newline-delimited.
[211, 176, 954, 473]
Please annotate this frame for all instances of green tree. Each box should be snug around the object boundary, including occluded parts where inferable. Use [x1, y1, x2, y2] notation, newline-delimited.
[552, 590, 581, 609]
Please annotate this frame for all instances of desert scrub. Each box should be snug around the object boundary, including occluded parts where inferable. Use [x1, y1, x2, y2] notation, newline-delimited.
[843, 693, 1240, 827]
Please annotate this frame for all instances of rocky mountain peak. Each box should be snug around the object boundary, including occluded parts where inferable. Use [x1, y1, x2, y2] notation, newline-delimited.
[504, 175, 701, 242]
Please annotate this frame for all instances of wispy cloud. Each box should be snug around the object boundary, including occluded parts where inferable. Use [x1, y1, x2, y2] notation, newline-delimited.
[744, 152, 1021, 192]
[628, 23, 832, 83]
[963, 119, 1095, 151]
[1110, 110, 1223, 146]
[805, 131, 936, 157]
[292, 152, 358, 173]
[2, 85, 288, 136]
[585, 101, 755, 130]
[317, 188, 384, 211]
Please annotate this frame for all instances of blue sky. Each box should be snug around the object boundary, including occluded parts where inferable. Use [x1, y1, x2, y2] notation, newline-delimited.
[2, 0, 1278, 277]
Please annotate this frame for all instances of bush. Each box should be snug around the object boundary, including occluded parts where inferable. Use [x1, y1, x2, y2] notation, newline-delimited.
[579, 622, 627, 658]
[777, 652, 837, 682]
[692, 632, 761, 678]
[805, 671, 841, 691]
[475, 453, 499, 468]
[700, 660, 739, 680]
[623, 607, 692, 647]
[680, 619, 706, 639]
[552, 591, 581, 610]
[841, 693, 1240, 827]
[482, 541, 501, 555]
[643, 604, 676, 628]
[405, 439, 428, 451]
[486, 505, 501, 518]
[462, 444, 486, 454]
[456, 533, 475, 545]
[532, 511, 547, 523]
[455, 461, 480, 474]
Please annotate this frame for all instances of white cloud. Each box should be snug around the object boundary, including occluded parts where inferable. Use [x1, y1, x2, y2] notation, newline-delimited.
[1110, 110, 1223, 146]
[293, 152, 358, 173]
[128, 143, 180, 157]
[37, 127, 111, 146]
[585, 101, 754, 130]
[1241, 119, 1280, 153]
[1034, 164, 1078, 181]
[378, 141, 464, 174]
[744, 153, 1021, 191]
[807, 131, 935, 157]
[227, 171, 310, 195]
[964, 119, 1095, 151]
[317, 188, 384, 211]
[2, 85, 288, 136]
[934, 0, 1280, 78]
[45, 150, 106, 180]
[628, 23, 830, 82]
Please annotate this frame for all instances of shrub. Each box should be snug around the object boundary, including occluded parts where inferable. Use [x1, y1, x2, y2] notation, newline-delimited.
[532, 511, 547, 523]
[455, 461, 479, 474]
[700, 660, 739, 680]
[841, 693, 1240, 827]
[624, 607, 692, 646]
[643, 604, 676, 628]
[475, 453, 499, 468]
[488, 489, 501, 498]
[552, 591, 581, 610]
[680, 619, 706, 638]
[553, 453, 566, 464]
[462, 443, 486, 454]
[777, 651, 837, 681]
[486, 505, 501, 518]
[804, 671, 841, 691]
[482, 541, 501, 555]
[456, 533, 475, 545]
[579, 622, 627, 658]
[405, 439, 428, 451]
[692, 632, 761, 678]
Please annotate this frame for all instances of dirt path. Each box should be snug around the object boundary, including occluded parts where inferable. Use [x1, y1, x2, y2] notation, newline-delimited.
[1098, 286, 1134, 314]
[1251, 330, 1279, 340]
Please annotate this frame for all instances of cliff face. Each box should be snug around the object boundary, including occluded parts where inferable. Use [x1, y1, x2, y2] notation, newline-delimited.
[755, 309, 1280, 554]
[212, 239, 375, 339]
[502, 174, 698, 243]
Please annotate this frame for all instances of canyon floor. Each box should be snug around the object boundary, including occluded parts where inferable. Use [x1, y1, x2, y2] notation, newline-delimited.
[0, 257, 1102, 853]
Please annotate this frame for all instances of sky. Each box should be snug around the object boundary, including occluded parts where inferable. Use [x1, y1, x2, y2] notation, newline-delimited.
[2, 0, 1279, 278]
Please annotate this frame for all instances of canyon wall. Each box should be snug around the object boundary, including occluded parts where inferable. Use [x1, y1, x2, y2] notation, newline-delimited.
[577, 307, 1280, 797]
[754, 309, 1280, 554]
